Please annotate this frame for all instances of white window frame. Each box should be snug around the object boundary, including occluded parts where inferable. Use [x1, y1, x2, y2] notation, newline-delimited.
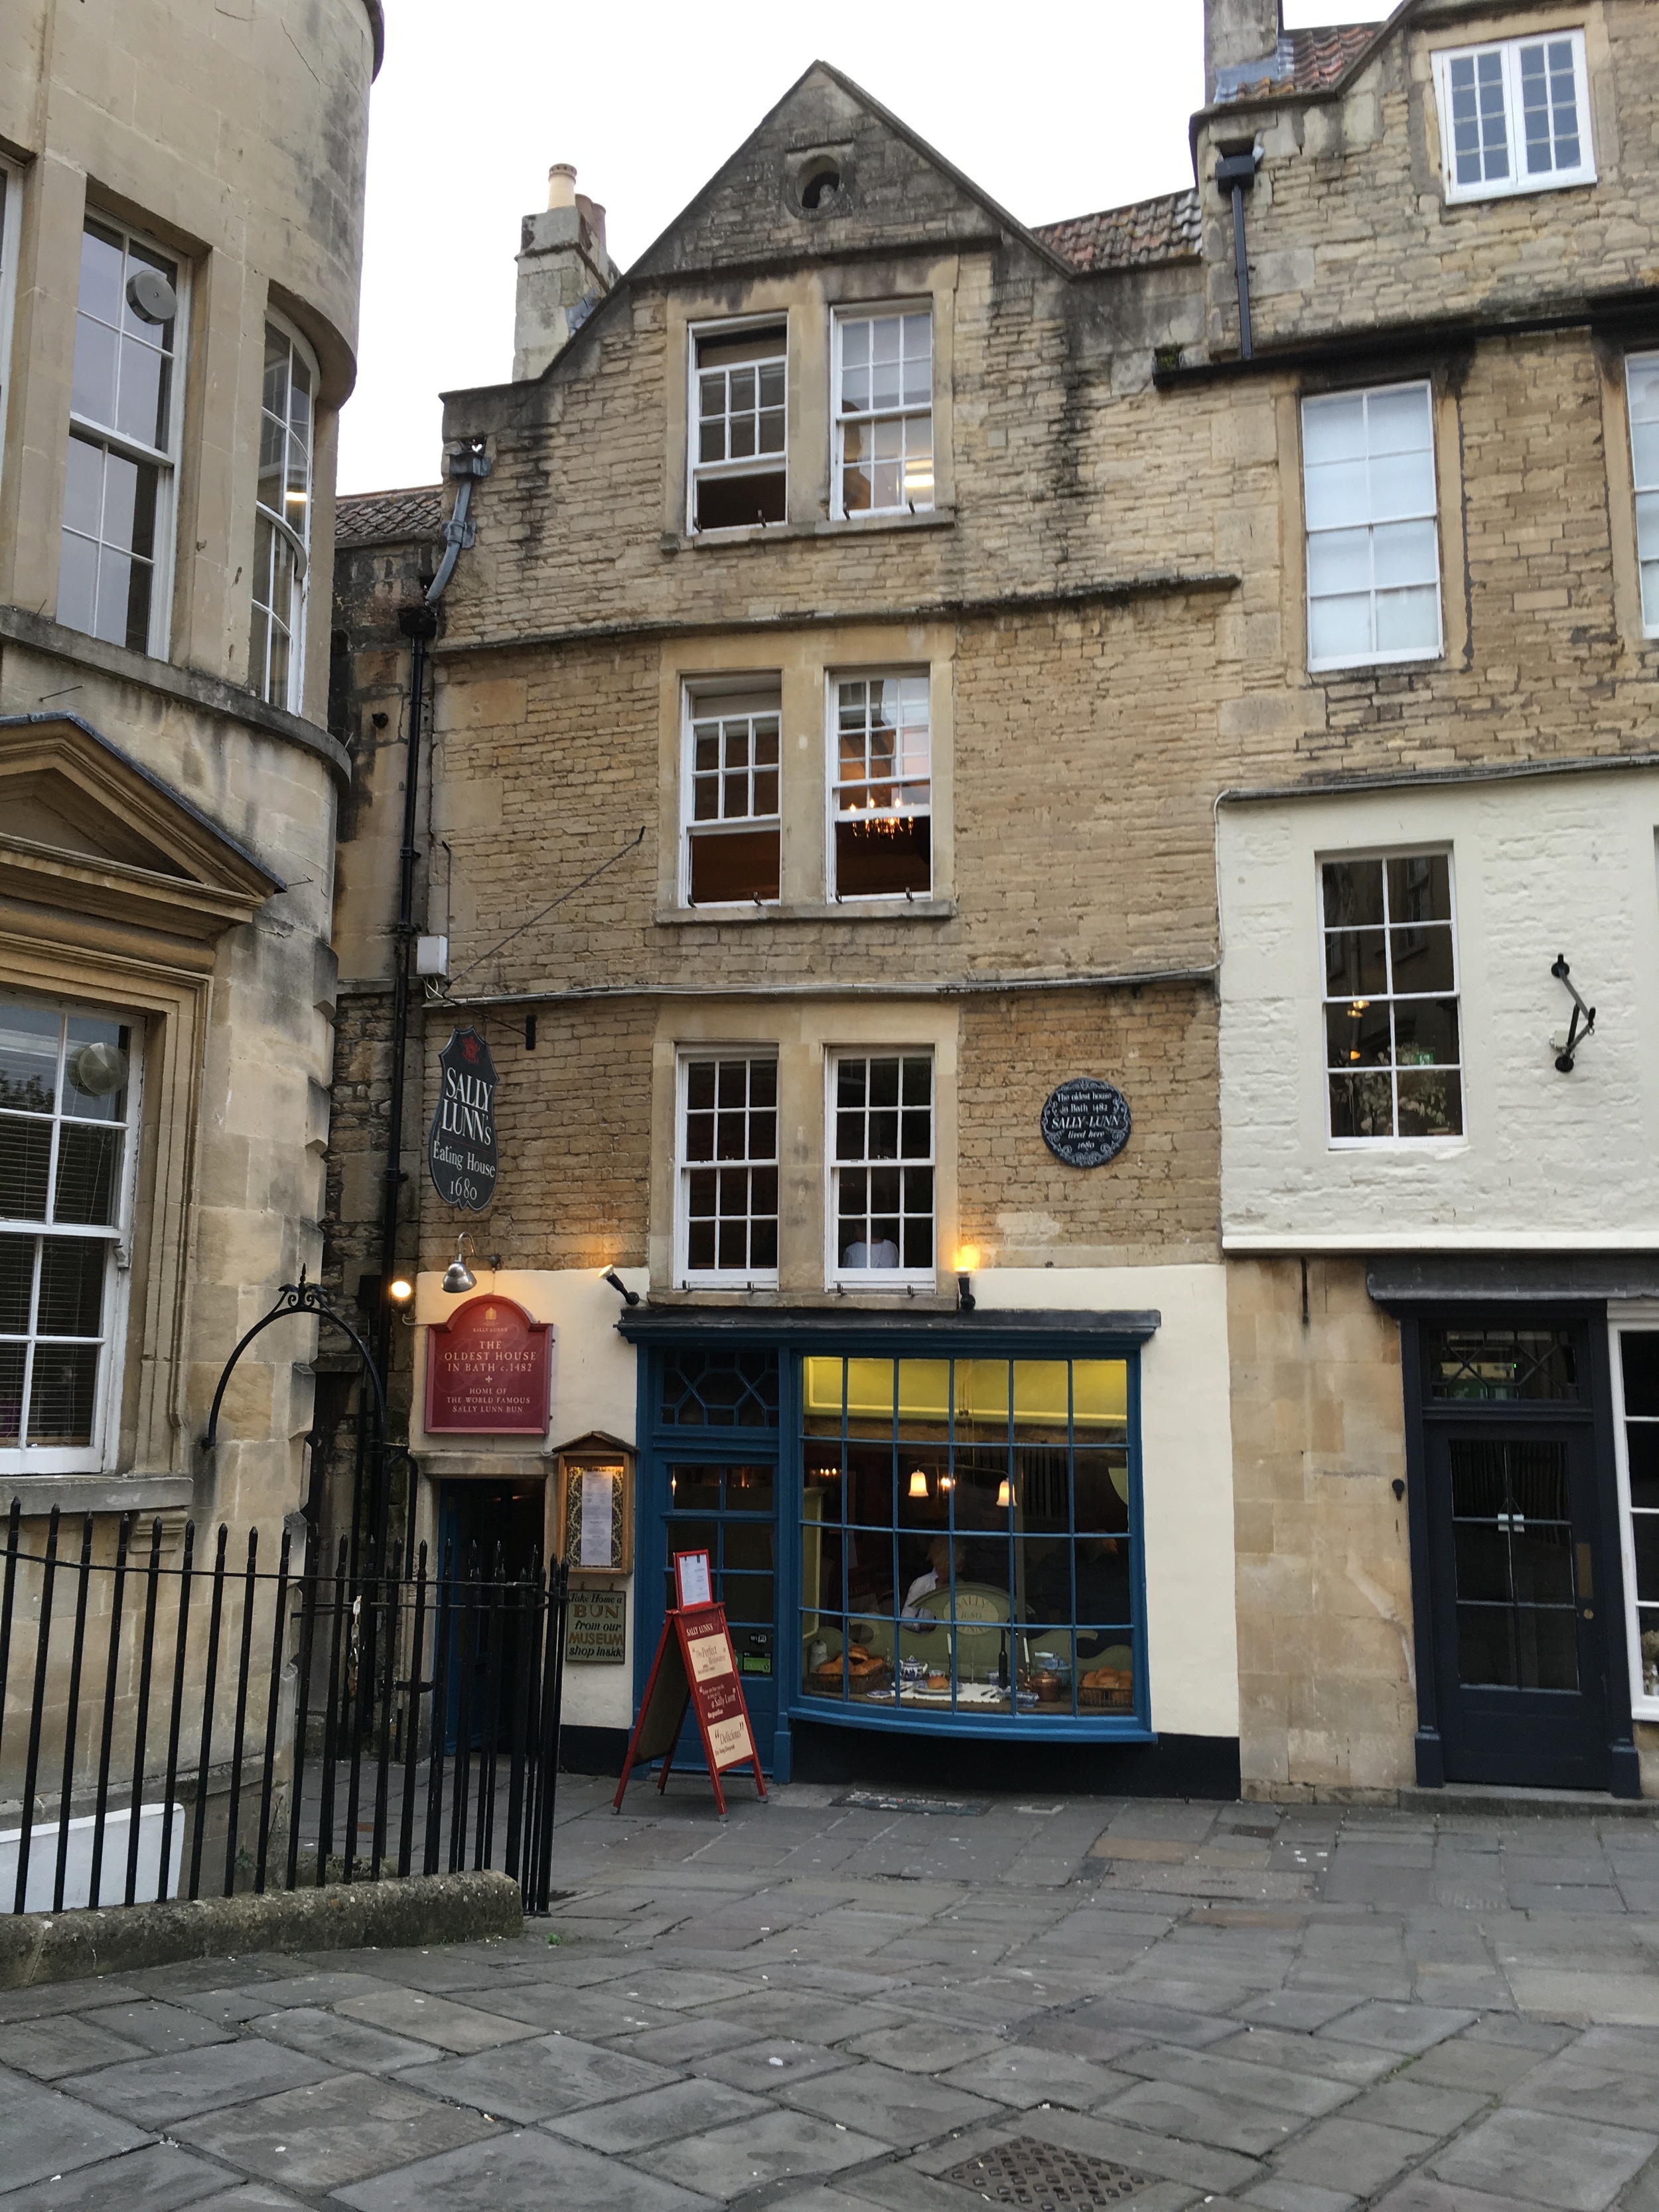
[674, 1051, 780, 1290]
[1319, 847, 1465, 1150]
[0, 159, 22, 496]
[0, 995, 143, 1477]
[1302, 380, 1443, 674]
[831, 304, 934, 521]
[1625, 353, 1659, 639]
[685, 315, 788, 536]
[680, 682, 782, 909]
[58, 211, 189, 661]
[1432, 31, 1595, 204]
[826, 1048, 936, 1290]
[826, 670, 932, 902]
[1609, 1307, 1659, 1722]
[250, 311, 318, 713]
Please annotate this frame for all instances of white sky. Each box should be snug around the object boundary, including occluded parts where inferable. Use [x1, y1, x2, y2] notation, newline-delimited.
[339, 0, 1392, 492]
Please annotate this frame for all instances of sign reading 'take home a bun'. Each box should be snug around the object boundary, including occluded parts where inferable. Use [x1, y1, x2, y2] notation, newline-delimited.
[425, 1295, 551, 1434]
[428, 1025, 498, 1211]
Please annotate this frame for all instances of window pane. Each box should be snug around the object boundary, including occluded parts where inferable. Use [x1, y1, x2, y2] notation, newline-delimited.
[27, 1343, 100, 1446]
[1388, 924, 1455, 994]
[36, 1238, 104, 1336]
[0, 1236, 34, 1331]
[687, 828, 779, 903]
[1430, 1328, 1577, 1402]
[1622, 1333, 1659, 1420]
[0, 1344, 21, 1444]
[1396, 1068, 1461, 1136]
[1387, 853, 1453, 924]
[1329, 1070, 1395, 1140]
[0, 1005, 61, 1113]
[0, 1115, 52, 1221]
[1374, 586, 1440, 653]
[1323, 860, 1386, 929]
[1309, 593, 1373, 664]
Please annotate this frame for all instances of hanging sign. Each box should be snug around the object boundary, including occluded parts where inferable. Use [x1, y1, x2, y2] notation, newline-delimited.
[1040, 1076, 1131, 1168]
[428, 1026, 498, 1211]
[613, 1551, 767, 1815]
[424, 1294, 551, 1434]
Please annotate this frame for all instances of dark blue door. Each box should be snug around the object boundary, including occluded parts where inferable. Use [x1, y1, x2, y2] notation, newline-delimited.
[652, 1457, 779, 1767]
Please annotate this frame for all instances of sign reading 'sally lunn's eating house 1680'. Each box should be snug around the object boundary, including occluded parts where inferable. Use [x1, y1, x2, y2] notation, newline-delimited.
[428, 1025, 498, 1211]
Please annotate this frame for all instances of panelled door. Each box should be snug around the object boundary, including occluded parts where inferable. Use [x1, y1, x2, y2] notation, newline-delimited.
[659, 1457, 780, 1764]
[1418, 1321, 1611, 1789]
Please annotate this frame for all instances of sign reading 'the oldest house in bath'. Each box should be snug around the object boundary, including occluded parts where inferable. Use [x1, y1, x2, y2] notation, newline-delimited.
[428, 1025, 498, 1210]
[425, 1294, 551, 1434]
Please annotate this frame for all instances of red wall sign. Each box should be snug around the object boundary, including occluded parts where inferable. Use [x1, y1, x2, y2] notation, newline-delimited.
[424, 1295, 551, 1434]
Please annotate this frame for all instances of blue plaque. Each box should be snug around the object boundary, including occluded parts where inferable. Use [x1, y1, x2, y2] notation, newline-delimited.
[1041, 1078, 1131, 1168]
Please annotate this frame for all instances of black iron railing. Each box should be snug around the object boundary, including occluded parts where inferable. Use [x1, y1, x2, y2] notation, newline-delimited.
[0, 1503, 569, 1917]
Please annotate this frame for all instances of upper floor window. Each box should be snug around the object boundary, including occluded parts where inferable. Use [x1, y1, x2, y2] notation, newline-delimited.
[1433, 32, 1594, 202]
[1612, 1326, 1659, 1712]
[682, 684, 780, 906]
[57, 218, 183, 658]
[0, 997, 139, 1473]
[1322, 853, 1462, 1144]
[833, 309, 932, 518]
[831, 674, 931, 900]
[831, 1052, 934, 1284]
[250, 319, 316, 711]
[691, 322, 786, 533]
[1627, 355, 1659, 636]
[678, 1055, 778, 1287]
[1303, 382, 1441, 672]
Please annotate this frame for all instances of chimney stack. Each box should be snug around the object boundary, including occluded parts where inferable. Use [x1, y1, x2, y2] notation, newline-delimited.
[1204, 0, 1283, 103]
[512, 161, 618, 381]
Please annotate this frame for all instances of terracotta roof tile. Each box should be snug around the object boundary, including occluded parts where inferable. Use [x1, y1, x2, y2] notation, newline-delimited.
[1034, 188, 1202, 273]
[1215, 24, 1380, 102]
[334, 484, 444, 544]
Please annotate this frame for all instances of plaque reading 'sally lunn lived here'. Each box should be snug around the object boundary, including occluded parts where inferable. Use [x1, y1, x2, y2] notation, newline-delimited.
[428, 1025, 498, 1211]
[425, 1295, 551, 1434]
[1040, 1076, 1132, 1168]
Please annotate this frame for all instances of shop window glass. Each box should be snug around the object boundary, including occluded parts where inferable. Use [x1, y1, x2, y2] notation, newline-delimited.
[799, 1354, 1136, 1722]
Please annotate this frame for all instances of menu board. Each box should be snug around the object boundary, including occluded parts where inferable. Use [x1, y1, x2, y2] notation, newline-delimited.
[613, 1566, 766, 1815]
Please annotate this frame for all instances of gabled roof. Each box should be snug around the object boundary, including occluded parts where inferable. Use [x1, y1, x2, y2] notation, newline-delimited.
[336, 485, 445, 544]
[1035, 189, 1202, 273]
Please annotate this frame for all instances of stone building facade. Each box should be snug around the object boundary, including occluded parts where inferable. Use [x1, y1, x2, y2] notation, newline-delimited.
[326, 0, 1659, 1800]
[0, 0, 380, 1797]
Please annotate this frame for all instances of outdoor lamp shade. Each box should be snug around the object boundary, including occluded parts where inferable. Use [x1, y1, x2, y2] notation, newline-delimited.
[442, 1237, 476, 1295]
[908, 1469, 928, 1499]
[997, 1478, 1011, 1508]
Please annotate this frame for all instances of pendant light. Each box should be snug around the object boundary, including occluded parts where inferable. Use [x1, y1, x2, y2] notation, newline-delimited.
[908, 1468, 928, 1499]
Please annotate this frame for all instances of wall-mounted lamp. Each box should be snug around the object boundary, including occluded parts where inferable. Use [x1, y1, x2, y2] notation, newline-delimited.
[388, 1274, 415, 1306]
[441, 1236, 476, 1295]
[603, 1268, 640, 1307]
[955, 1242, 979, 1313]
[907, 1468, 929, 1499]
[996, 1477, 1012, 1509]
[1551, 955, 1597, 1072]
[939, 1471, 955, 1493]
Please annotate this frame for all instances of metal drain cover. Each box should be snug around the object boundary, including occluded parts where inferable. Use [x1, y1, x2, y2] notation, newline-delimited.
[835, 1790, 989, 1816]
[940, 2136, 1149, 2207]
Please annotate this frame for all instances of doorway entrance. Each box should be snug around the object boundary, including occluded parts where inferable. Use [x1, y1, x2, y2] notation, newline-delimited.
[436, 1479, 546, 1748]
[658, 1459, 779, 1763]
[1410, 1318, 1619, 1790]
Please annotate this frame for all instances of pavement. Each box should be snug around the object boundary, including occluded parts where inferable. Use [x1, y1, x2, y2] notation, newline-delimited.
[3, 1776, 1659, 2210]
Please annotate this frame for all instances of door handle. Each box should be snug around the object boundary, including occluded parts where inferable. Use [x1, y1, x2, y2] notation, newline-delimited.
[1575, 1542, 1595, 1601]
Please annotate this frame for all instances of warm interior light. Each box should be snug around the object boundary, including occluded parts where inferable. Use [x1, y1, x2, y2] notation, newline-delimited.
[954, 1243, 981, 1274]
[387, 1275, 414, 1304]
[939, 1472, 955, 1491]
[908, 1469, 928, 1499]
[996, 1477, 1011, 1508]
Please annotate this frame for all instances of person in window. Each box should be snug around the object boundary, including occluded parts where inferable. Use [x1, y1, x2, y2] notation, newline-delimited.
[844, 1236, 900, 1269]
[901, 1533, 963, 1619]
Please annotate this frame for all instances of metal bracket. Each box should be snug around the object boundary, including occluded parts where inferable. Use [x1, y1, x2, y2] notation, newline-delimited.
[1550, 954, 1596, 1072]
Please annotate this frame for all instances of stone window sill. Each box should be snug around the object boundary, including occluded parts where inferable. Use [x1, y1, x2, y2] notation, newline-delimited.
[1, 1473, 193, 1521]
[657, 899, 956, 927]
[662, 508, 955, 553]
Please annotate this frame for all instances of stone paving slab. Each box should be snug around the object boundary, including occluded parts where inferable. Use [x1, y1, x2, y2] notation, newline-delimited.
[5, 1787, 1659, 2210]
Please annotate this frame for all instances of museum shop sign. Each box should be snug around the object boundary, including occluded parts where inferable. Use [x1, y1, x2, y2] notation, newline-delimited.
[1040, 1076, 1132, 1168]
[428, 1025, 498, 1211]
[425, 1294, 551, 1434]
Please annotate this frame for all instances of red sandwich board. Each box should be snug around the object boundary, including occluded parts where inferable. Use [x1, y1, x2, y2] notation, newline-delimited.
[613, 1550, 768, 1814]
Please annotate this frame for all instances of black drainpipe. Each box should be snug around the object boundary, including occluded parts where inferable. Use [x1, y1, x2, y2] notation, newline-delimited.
[1216, 147, 1262, 362]
[370, 442, 490, 1535]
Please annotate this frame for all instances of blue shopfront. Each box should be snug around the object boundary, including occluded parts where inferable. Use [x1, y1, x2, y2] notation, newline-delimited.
[620, 1307, 1161, 1781]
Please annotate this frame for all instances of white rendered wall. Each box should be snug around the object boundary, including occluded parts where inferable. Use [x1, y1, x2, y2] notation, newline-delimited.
[1218, 768, 1659, 1250]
